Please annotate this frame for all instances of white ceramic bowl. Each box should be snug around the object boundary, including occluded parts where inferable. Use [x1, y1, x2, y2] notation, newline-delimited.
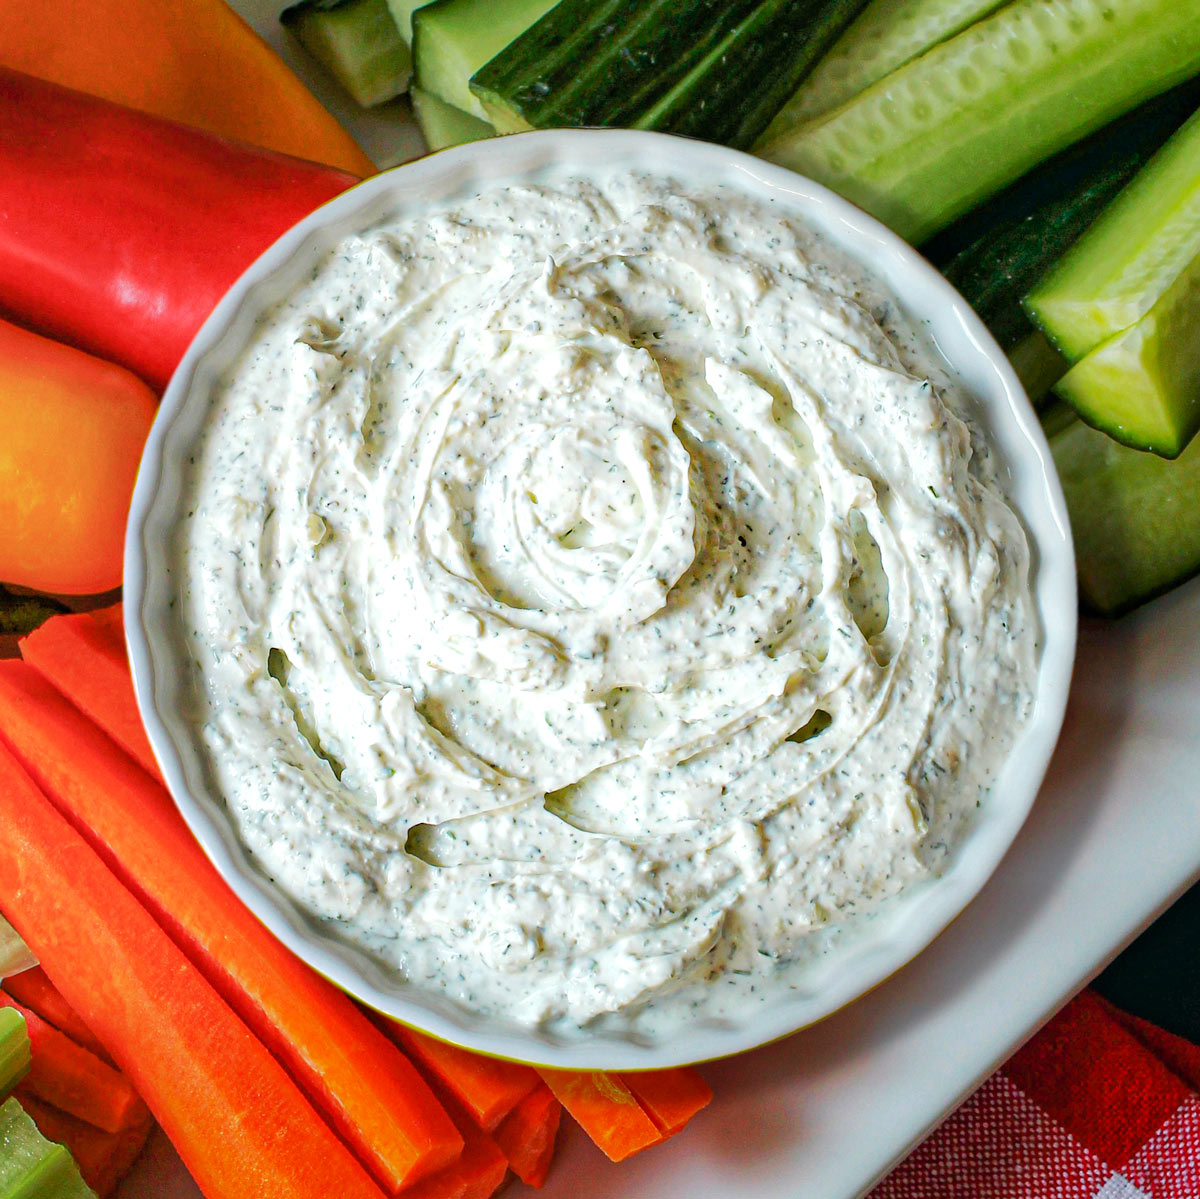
[125, 129, 1076, 1069]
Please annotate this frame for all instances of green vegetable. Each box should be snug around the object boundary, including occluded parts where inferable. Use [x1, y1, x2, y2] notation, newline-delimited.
[925, 78, 1200, 351]
[470, 0, 869, 149]
[0, 1011, 30, 1102]
[281, 0, 412, 106]
[1052, 252, 1200, 458]
[759, 0, 1008, 140]
[411, 87, 494, 150]
[756, 0, 1200, 244]
[1026, 107, 1200, 363]
[0, 915, 36, 980]
[0, 588, 66, 639]
[634, 0, 870, 149]
[385, 0, 431, 42]
[1048, 403, 1200, 614]
[1008, 330, 1068, 409]
[412, 0, 558, 118]
[0, 1098, 96, 1199]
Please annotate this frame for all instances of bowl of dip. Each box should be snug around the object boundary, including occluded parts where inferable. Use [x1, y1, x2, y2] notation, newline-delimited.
[125, 129, 1076, 1069]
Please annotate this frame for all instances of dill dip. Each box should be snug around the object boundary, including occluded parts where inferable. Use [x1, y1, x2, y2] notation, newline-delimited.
[177, 170, 1038, 1037]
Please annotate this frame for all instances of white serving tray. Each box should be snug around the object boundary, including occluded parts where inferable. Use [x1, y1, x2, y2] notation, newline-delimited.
[117, 6, 1200, 1194]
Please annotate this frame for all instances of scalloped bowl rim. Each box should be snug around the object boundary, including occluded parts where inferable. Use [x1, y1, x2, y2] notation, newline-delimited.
[124, 128, 1077, 1070]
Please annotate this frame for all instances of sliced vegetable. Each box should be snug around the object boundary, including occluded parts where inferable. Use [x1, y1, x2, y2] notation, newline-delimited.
[0, 741, 389, 1199]
[282, 0, 412, 107]
[385, 1024, 539, 1131]
[0, 68, 358, 392]
[1026, 108, 1200, 362]
[4, 970, 111, 1065]
[536, 1070, 663, 1162]
[0, 663, 463, 1193]
[760, 0, 1009, 137]
[0, 319, 156, 595]
[757, 0, 1200, 244]
[412, 0, 557, 118]
[0, 591, 65, 641]
[0, 0, 373, 173]
[399, 1073, 509, 1199]
[19, 610, 158, 781]
[0, 1009, 30, 1101]
[925, 77, 1200, 351]
[0, 998, 146, 1135]
[1047, 404, 1200, 614]
[492, 1085, 560, 1188]
[470, 0, 764, 133]
[1008, 330, 1069, 409]
[631, 0, 871, 149]
[0, 1097, 96, 1199]
[471, 0, 869, 149]
[411, 88, 494, 151]
[1052, 253, 1200, 458]
[620, 1068, 713, 1137]
[0, 918, 36, 981]
[387, 0, 433, 42]
[17, 1097, 152, 1199]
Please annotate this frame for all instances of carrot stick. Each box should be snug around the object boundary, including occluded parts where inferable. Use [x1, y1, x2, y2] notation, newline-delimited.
[381, 1023, 540, 1132]
[0, 744, 387, 1199]
[492, 1084, 561, 1188]
[0, 996, 146, 1134]
[0, 661, 463, 1192]
[536, 1069, 663, 1162]
[4, 967, 113, 1064]
[619, 1068, 713, 1137]
[400, 1066, 509, 1199]
[20, 1094, 153, 1198]
[20, 611, 158, 780]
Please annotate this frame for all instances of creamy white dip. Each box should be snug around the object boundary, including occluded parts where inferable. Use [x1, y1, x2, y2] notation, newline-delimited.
[178, 170, 1037, 1036]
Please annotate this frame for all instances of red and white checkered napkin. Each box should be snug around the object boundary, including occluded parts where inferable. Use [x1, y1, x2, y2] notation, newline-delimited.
[873, 990, 1200, 1198]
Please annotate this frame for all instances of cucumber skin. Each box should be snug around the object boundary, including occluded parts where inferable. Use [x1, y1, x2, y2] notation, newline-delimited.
[760, 0, 1010, 140]
[646, 0, 872, 150]
[925, 77, 1200, 351]
[757, 0, 1200, 245]
[1049, 406, 1200, 616]
[471, 0, 763, 133]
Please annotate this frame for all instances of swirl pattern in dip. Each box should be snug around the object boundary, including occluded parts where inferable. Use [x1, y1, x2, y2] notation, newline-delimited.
[179, 172, 1037, 1035]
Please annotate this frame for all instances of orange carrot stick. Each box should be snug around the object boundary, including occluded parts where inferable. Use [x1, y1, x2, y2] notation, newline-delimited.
[20, 611, 157, 780]
[400, 1068, 509, 1199]
[20, 1094, 153, 1198]
[0, 996, 146, 1134]
[620, 1068, 713, 1137]
[536, 1069, 663, 1162]
[0, 661, 463, 1192]
[383, 1024, 539, 1132]
[0, 743, 387, 1199]
[492, 1084, 561, 1188]
[4, 967, 113, 1064]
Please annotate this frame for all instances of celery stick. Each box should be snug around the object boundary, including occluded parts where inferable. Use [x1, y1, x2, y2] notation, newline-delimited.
[758, 0, 1009, 140]
[757, 0, 1200, 244]
[0, 916, 35, 980]
[1027, 108, 1200, 362]
[0, 1099, 96, 1199]
[385, 0, 431, 42]
[0, 1011, 30, 1102]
